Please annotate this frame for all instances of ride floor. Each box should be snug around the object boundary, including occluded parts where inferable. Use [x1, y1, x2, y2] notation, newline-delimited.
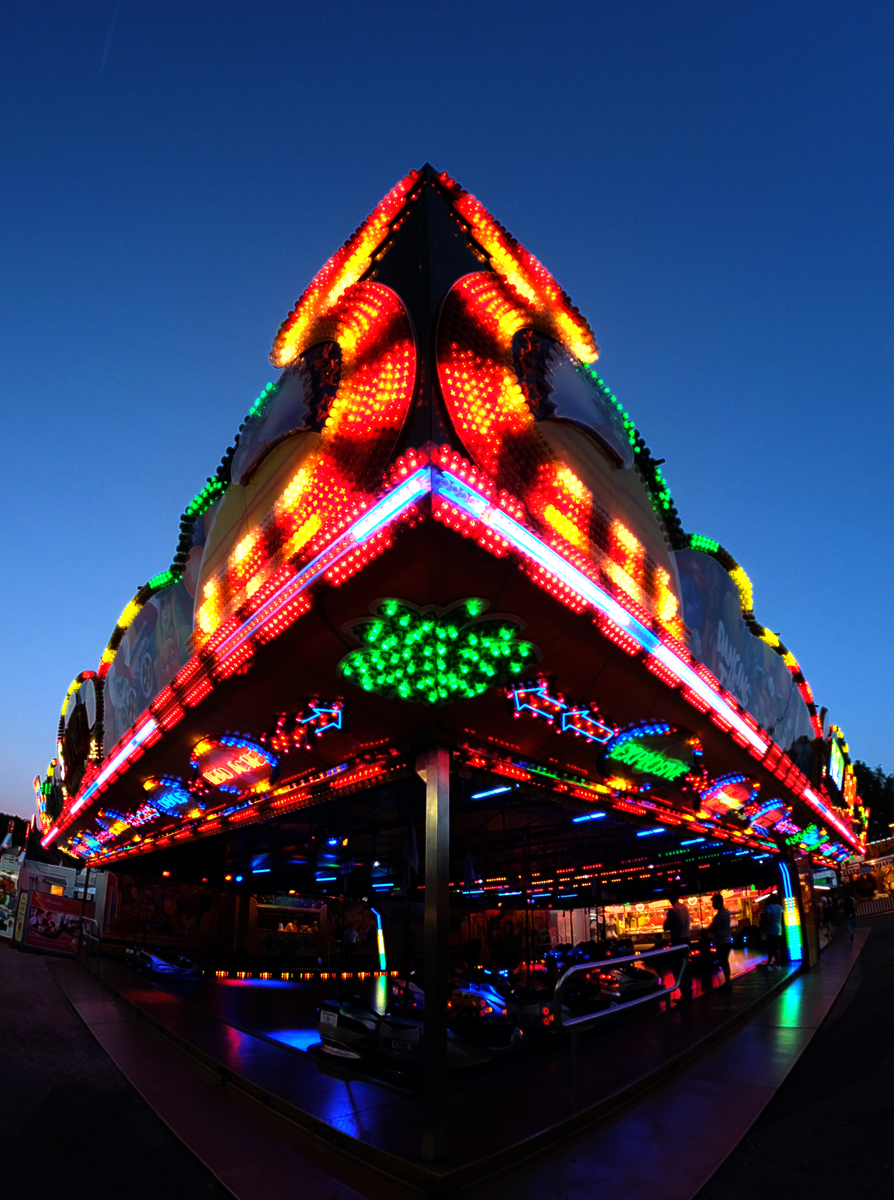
[86, 946, 779, 1175]
[119, 947, 766, 1063]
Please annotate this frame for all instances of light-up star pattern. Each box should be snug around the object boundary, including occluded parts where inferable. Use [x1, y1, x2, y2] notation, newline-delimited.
[339, 599, 538, 705]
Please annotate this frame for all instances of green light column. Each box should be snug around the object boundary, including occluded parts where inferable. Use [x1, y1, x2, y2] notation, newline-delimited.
[418, 745, 450, 1161]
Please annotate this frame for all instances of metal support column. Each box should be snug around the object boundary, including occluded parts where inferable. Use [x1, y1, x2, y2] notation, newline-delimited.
[77, 865, 91, 958]
[417, 745, 450, 1162]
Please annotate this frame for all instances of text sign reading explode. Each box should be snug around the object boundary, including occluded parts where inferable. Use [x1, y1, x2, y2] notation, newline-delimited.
[602, 724, 697, 788]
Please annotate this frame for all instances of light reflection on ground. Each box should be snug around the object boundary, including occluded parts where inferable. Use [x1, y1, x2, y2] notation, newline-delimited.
[267, 1028, 322, 1052]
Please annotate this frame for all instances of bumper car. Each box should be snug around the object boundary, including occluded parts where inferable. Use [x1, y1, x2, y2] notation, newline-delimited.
[447, 983, 523, 1053]
[377, 1006, 494, 1070]
[125, 945, 202, 979]
[596, 961, 662, 1003]
[448, 980, 506, 1017]
[688, 935, 718, 977]
[563, 973, 615, 1017]
[505, 979, 556, 1030]
[316, 996, 381, 1059]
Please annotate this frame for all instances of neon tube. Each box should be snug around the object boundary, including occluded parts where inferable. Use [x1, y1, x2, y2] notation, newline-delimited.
[779, 861, 803, 961]
[370, 907, 387, 971]
[433, 468, 768, 755]
[802, 786, 857, 846]
[43, 717, 160, 846]
[215, 467, 432, 663]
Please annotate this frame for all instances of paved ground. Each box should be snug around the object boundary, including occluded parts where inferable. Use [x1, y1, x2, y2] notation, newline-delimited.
[0, 941, 230, 1200]
[695, 915, 894, 1200]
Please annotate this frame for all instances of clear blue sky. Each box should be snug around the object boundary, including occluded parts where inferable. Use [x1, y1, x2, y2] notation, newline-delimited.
[2, 1, 891, 819]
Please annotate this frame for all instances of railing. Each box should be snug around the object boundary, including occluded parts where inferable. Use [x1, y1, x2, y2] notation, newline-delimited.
[553, 943, 690, 1109]
[80, 916, 102, 973]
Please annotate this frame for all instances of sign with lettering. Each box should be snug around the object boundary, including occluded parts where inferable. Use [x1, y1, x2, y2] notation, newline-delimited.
[601, 724, 699, 789]
[190, 736, 279, 793]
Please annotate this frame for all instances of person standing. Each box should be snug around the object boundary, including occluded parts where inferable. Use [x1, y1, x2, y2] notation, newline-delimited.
[663, 891, 692, 1004]
[761, 894, 785, 968]
[844, 893, 857, 942]
[709, 893, 733, 990]
[342, 924, 359, 975]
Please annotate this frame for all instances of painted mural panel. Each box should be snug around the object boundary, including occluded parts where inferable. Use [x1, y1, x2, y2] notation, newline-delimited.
[102, 580, 194, 748]
[673, 549, 813, 757]
[102, 500, 219, 751]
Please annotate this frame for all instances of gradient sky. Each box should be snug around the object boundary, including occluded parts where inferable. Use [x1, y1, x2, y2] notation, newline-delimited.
[1, 1, 891, 820]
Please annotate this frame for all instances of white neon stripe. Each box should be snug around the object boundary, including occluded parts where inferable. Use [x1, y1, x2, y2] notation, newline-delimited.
[802, 786, 855, 843]
[351, 470, 430, 540]
[434, 469, 767, 755]
[215, 467, 432, 661]
[43, 717, 159, 846]
[436, 472, 636, 631]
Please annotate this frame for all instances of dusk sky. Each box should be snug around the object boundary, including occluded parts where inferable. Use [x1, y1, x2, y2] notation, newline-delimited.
[2, 1, 891, 820]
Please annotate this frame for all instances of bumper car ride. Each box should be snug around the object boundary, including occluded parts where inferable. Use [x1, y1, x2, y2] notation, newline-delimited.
[316, 996, 380, 1059]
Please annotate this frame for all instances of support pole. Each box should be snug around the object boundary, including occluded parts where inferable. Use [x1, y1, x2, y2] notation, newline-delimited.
[418, 746, 450, 1162]
[570, 1027, 579, 1110]
[77, 865, 91, 960]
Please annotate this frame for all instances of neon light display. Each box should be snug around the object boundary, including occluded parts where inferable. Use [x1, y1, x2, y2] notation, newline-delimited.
[33, 772, 53, 834]
[142, 776, 195, 815]
[268, 700, 344, 753]
[71, 716, 158, 816]
[698, 774, 756, 819]
[191, 737, 279, 792]
[197, 282, 417, 646]
[601, 723, 701, 788]
[436, 275, 684, 641]
[270, 171, 420, 368]
[371, 907, 387, 972]
[42, 168, 865, 871]
[610, 741, 690, 782]
[779, 861, 803, 961]
[509, 679, 614, 743]
[431, 463, 860, 853]
[829, 737, 845, 791]
[339, 599, 537, 704]
[45, 459, 864, 858]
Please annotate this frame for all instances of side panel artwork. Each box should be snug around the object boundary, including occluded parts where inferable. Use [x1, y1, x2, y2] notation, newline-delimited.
[674, 549, 813, 758]
[102, 581, 195, 748]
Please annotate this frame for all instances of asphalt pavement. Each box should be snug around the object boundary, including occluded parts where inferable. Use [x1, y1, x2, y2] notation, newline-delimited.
[0, 941, 230, 1200]
[696, 914, 894, 1200]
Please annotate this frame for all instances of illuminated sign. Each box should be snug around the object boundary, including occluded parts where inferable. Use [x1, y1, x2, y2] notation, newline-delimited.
[191, 737, 279, 793]
[829, 738, 845, 792]
[843, 769, 857, 808]
[741, 797, 788, 832]
[142, 776, 195, 817]
[602, 724, 698, 788]
[34, 775, 50, 834]
[509, 678, 614, 744]
[698, 774, 756, 819]
[610, 741, 689, 781]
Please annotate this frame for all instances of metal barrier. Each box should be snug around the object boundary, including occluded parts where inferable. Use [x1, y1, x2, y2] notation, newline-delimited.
[80, 916, 102, 973]
[553, 943, 690, 1109]
[856, 896, 894, 916]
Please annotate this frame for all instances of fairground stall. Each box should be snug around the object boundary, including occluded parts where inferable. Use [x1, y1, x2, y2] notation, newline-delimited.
[32, 165, 867, 1158]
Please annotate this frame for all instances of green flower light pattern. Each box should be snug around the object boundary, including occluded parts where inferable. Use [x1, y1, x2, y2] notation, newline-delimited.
[338, 599, 539, 705]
